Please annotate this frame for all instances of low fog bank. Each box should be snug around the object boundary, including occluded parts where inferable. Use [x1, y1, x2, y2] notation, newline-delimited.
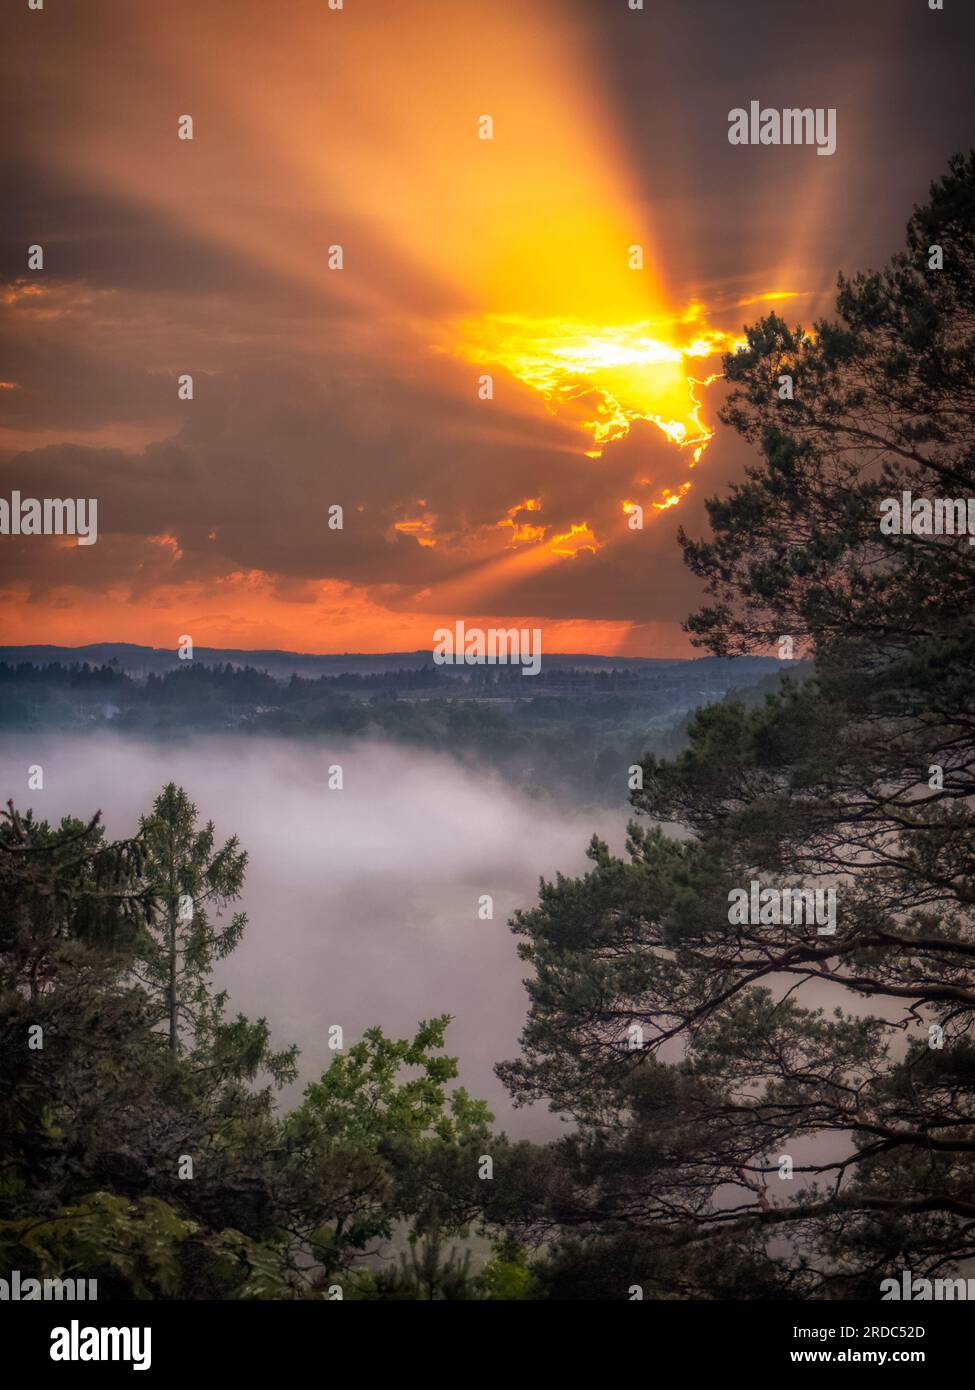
[0, 733, 628, 1138]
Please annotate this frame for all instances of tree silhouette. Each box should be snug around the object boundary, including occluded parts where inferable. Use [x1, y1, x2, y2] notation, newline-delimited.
[499, 153, 975, 1296]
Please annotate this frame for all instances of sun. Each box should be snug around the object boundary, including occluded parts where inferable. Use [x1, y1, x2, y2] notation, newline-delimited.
[452, 307, 748, 510]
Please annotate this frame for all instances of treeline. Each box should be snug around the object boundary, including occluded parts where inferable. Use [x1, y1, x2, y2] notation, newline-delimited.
[0, 659, 701, 807]
[0, 657, 734, 708]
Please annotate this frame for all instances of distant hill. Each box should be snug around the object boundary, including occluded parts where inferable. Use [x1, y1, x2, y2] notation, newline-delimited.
[0, 643, 785, 681]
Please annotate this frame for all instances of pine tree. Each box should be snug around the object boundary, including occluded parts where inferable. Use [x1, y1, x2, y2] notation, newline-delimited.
[136, 783, 247, 1053]
[498, 153, 975, 1295]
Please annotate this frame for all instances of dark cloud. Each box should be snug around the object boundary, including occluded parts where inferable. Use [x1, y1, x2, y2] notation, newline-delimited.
[0, 358, 713, 623]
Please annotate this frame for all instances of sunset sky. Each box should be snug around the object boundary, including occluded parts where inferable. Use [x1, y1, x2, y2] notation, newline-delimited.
[2, 0, 972, 656]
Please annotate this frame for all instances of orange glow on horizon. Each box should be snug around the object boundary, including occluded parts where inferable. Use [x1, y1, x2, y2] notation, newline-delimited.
[0, 579, 696, 659]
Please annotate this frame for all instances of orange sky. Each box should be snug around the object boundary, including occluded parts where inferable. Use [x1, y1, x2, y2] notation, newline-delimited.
[3, 0, 962, 657]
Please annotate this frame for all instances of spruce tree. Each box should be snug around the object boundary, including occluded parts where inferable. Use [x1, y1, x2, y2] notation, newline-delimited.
[137, 783, 247, 1054]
